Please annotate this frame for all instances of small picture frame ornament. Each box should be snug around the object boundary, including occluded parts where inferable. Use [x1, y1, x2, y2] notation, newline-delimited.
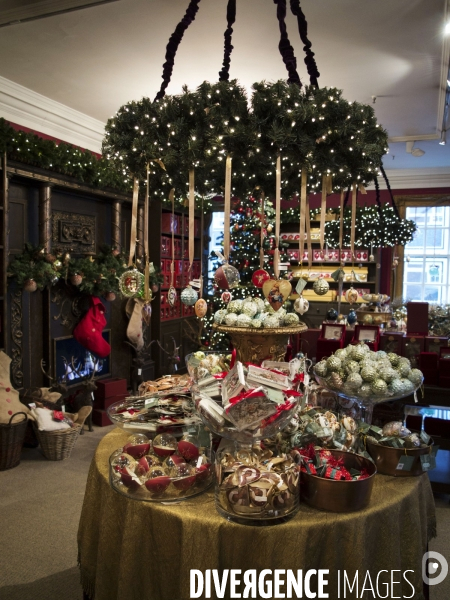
[119, 268, 144, 298]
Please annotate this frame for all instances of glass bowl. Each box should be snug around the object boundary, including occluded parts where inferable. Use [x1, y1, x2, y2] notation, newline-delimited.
[192, 387, 300, 444]
[109, 439, 214, 503]
[214, 444, 300, 525]
[184, 351, 232, 383]
[107, 394, 201, 435]
[313, 372, 423, 405]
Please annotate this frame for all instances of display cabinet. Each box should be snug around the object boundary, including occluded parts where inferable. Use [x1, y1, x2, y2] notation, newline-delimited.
[149, 199, 205, 377]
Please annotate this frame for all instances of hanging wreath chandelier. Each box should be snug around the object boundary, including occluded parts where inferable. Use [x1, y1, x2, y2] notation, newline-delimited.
[102, 0, 389, 207]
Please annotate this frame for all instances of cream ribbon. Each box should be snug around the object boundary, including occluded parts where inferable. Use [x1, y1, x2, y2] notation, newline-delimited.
[223, 156, 232, 261]
[305, 195, 312, 269]
[299, 168, 307, 267]
[128, 177, 140, 266]
[319, 174, 330, 251]
[169, 188, 175, 287]
[259, 190, 265, 269]
[274, 155, 281, 279]
[189, 168, 195, 273]
[144, 166, 150, 302]
[339, 189, 344, 257]
[350, 183, 357, 261]
[199, 197, 204, 298]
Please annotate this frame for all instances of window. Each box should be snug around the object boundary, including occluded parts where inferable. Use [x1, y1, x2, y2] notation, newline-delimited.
[208, 211, 224, 280]
[403, 206, 450, 303]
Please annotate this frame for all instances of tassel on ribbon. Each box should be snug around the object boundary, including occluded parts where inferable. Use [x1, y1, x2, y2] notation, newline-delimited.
[128, 177, 140, 266]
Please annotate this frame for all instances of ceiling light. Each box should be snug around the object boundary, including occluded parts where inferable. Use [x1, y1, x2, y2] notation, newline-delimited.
[406, 141, 425, 156]
[445, 22, 450, 34]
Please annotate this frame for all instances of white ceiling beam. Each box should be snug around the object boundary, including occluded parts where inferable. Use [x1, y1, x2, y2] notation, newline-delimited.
[0, 0, 121, 28]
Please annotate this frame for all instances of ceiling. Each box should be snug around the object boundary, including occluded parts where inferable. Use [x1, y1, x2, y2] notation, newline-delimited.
[0, 0, 449, 179]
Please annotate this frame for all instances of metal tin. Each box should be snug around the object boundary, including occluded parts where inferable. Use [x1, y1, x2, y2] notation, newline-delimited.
[366, 435, 433, 477]
[301, 450, 376, 512]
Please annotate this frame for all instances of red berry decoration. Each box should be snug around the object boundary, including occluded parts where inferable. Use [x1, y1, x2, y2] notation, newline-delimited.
[252, 269, 270, 288]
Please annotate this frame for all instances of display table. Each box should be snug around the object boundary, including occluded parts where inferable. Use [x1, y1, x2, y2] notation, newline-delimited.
[78, 428, 436, 600]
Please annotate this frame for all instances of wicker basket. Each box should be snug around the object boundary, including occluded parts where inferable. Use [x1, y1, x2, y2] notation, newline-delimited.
[0, 412, 28, 471]
[33, 422, 82, 461]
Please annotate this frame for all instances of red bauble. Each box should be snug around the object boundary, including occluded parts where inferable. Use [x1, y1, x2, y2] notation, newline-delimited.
[214, 264, 240, 290]
[252, 269, 270, 288]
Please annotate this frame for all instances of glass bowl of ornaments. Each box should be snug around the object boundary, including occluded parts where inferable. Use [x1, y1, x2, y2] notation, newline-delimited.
[107, 394, 201, 435]
[192, 386, 301, 445]
[109, 429, 214, 502]
[313, 344, 424, 406]
[214, 441, 301, 525]
[184, 351, 232, 383]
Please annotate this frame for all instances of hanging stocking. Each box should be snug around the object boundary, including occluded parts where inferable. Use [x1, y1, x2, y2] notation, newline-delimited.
[73, 296, 111, 358]
[126, 298, 145, 351]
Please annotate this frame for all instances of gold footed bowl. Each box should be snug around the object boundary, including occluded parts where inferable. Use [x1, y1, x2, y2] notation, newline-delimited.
[213, 323, 307, 363]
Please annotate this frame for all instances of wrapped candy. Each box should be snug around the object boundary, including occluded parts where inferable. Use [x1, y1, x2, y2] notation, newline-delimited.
[382, 421, 410, 438]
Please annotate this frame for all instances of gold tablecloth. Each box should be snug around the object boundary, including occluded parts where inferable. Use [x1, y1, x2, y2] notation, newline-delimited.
[78, 428, 436, 600]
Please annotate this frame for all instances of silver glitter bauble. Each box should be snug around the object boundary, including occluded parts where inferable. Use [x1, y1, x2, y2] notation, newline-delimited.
[242, 302, 258, 318]
[283, 313, 300, 326]
[313, 277, 330, 296]
[253, 297, 265, 312]
[408, 368, 423, 386]
[335, 348, 348, 361]
[180, 286, 198, 306]
[326, 355, 342, 372]
[224, 313, 238, 326]
[314, 361, 328, 377]
[236, 313, 252, 328]
[396, 363, 411, 378]
[360, 365, 377, 383]
[213, 309, 227, 324]
[387, 352, 401, 367]
[345, 372, 363, 391]
[250, 318, 263, 328]
[345, 360, 360, 374]
[401, 378, 415, 393]
[371, 378, 388, 396]
[359, 383, 373, 398]
[378, 367, 398, 383]
[263, 315, 280, 328]
[388, 379, 404, 395]
[227, 299, 243, 314]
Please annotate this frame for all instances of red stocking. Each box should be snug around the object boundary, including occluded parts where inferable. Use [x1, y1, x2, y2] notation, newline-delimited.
[73, 296, 111, 358]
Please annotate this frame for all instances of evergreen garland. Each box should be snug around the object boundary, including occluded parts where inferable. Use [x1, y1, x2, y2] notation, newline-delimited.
[0, 118, 130, 193]
[8, 244, 162, 297]
[280, 204, 416, 247]
[103, 79, 388, 206]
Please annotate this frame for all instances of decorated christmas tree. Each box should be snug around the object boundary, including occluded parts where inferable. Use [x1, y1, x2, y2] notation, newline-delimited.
[227, 194, 290, 299]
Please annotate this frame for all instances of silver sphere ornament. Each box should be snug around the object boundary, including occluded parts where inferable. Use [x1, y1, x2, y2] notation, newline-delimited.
[294, 296, 309, 315]
[313, 277, 329, 296]
[180, 286, 198, 306]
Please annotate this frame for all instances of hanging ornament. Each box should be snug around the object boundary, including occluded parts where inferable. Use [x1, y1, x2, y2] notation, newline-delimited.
[262, 279, 292, 312]
[347, 309, 358, 325]
[142, 303, 152, 325]
[70, 273, 83, 286]
[151, 284, 159, 293]
[167, 286, 177, 307]
[267, 224, 273, 233]
[181, 285, 198, 306]
[119, 268, 144, 298]
[252, 268, 270, 288]
[313, 276, 329, 296]
[214, 263, 240, 290]
[23, 278, 38, 293]
[104, 291, 116, 302]
[294, 296, 309, 315]
[53, 259, 63, 271]
[221, 291, 232, 304]
[194, 298, 207, 318]
[345, 287, 359, 304]
[326, 308, 338, 321]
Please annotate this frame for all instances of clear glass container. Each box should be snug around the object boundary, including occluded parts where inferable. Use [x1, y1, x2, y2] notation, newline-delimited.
[214, 443, 300, 525]
[109, 426, 214, 503]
